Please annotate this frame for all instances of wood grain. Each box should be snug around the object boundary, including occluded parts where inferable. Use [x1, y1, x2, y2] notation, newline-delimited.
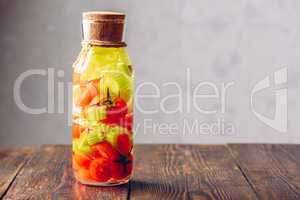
[130, 145, 257, 200]
[130, 145, 189, 200]
[0, 144, 299, 200]
[0, 147, 33, 199]
[185, 145, 257, 200]
[2, 145, 129, 200]
[279, 144, 300, 163]
[229, 144, 300, 200]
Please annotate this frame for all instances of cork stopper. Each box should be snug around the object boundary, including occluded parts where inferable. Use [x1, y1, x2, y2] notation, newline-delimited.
[82, 11, 126, 47]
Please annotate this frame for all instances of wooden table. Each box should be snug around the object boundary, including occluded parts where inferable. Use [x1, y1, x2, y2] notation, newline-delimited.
[0, 144, 299, 200]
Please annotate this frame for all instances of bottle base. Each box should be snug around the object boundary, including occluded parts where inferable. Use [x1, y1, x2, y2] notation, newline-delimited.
[76, 175, 130, 186]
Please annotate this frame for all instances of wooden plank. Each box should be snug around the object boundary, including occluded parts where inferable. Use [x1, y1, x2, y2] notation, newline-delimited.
[130, 144, 189, 199]
[0, 147, 33, 199]
[228, 144, 300, 200]
[3, 144, 298, 200]
[130, 144, 257, 200]
[279, 144, 300, 162]
[185, 145, 257, 200]
[2, 145, 129, 200]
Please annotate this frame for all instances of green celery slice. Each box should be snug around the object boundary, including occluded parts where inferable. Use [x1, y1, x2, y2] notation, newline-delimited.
[86, 106, 107, 121]
[87, 131, 104, 145]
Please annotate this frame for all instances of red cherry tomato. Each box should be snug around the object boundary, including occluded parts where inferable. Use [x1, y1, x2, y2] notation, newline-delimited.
[115, 98, 128, 116]
[73, 153, 92, 169]
[112, 114, 133, 132]
[92, 142, 118, 160]
[89, 158, 112, 182]
[72, 156, 80, 171]
[124, 113, 133, 131]
[107, 98, 128, 122]
[111, 154, 133, 180]
[89, 148, 102, 159]
[116, 133, 132, 156]
[77, 167, 93, 181]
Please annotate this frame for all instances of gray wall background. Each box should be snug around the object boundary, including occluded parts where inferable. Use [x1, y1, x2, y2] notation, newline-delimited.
[0, 0, 299, 147]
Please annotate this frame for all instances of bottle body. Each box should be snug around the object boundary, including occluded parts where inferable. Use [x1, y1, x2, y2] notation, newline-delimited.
[72, 45, 134, 186]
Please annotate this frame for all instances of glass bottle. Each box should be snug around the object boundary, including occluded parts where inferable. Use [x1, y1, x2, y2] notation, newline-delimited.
[72, 11, 133, 186]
